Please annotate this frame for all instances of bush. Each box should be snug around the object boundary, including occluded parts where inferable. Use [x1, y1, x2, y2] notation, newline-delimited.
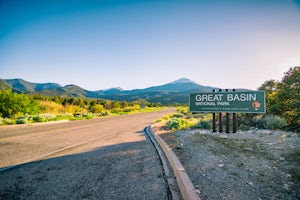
[90, 104, 104, 113]
[2, 118, 15, 125]
[16, 116, 29, 124]
[122, 105, 140, 112]
[254, 116, 265, 129]
[263, 115, 286, 130]
[51, 114, 72, 121]
[192, 113, 205, 119]
[73, 112, 82, 118]
[172, 113, 184, 118]
[167, 118, 188, 130]
[154, 118, 162, 123]
[176, 107, 189, 115]
[162, 114, 172, 121]
[33, 114, 57, 122]
[239, 124, 251, 131]
[40, 100, 64, 114]
[33, 116, 47, 122]
[253, 115, 286, 130]
[83, 113, 93, 119]
[193, 120, 211, 129]
[97, 111, 109, 116]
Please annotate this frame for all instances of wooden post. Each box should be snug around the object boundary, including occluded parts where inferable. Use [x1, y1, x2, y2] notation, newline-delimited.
[212, 113, 216, 132]
[232, 88, 237, 133]
[225, 89, 230, 133]
[219, 113, 223, 133]
[233, 113, 237, 133]
[212, 89, 216, 132]
[226, 113, 230, 133]
[218, 89, 222, 133]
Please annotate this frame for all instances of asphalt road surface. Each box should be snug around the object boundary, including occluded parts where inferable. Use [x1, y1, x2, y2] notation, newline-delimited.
[0, 108, 176, 200]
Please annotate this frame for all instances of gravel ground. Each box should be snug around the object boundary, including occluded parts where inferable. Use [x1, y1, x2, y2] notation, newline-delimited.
[153, 123, 300, 200]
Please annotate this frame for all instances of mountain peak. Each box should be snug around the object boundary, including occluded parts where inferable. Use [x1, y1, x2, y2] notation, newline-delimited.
[103, 87, 124, 92]
[170, 78, 193, 84]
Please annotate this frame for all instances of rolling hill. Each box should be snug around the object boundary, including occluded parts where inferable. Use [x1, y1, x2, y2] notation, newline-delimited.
[0, 79, 61, 93]
[0, 78, 216, 104]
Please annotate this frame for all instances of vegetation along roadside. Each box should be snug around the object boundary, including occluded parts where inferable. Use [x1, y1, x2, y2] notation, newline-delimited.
[0, 90, 164, 125]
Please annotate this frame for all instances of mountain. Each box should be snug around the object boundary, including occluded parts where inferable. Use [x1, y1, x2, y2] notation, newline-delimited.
[97, 78, 214, 104]
[36, 84, 100, 98]
[0, 78, 216, 104]
[170, 78, 194, 84]
[0, 78, 61, 93]
[95, 87, 124, 96]
[0, 80, 11, 90]
[137, 78, 212, 93]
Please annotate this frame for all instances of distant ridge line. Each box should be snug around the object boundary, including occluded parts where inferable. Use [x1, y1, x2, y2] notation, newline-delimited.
[0, 78, 248, 104]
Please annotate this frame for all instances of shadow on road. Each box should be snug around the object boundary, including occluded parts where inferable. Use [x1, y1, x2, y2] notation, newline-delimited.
[0, 138, 169, 199]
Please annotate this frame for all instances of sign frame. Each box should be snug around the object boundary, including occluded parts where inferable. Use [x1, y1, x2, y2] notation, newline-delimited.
[189, 91, 266, 113]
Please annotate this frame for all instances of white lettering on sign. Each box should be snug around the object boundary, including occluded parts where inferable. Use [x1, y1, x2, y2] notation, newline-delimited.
[217, 102, 230, 106]
[195, 94, 223, 102]
[195, 102, 216, 106]
[227, 93, 256, 101]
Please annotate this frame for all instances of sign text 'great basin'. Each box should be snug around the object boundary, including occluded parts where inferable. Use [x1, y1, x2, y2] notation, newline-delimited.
[189, 91, 266, 113]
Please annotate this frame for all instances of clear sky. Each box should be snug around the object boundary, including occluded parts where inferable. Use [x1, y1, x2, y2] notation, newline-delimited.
[1, 0, 300, 91]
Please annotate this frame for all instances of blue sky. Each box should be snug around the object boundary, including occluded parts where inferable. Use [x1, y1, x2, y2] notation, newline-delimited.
[1, 0, 300, 90]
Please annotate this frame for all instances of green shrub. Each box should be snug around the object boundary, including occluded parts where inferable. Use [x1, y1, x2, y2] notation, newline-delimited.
[1, 118, 15, 125]
[167, 118, 188, 130]
[162, 114, 172, 121]
[73, 112, 82, 118]
[192, 113, 205, 119]
[98, 111, 109, 116]
[16, 116, 29, 124]
[239, 124, 251, 131]
[254, 116, 265, 129]
[253, 115, 286, 130]
[32, 114, 57, 122]
[154, 118, 162, 123]
[33, 116, 47, 122]
[263, 115, 286, 130]
[83, 113, 93, 119]
[90, 104, 104, 113]
[176, 107, 189, 115]
[193, 120, 211, 129]
[51, 114, 72, 121]
[172, 113, 184, 118]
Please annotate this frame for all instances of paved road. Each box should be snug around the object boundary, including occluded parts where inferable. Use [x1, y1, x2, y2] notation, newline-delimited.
[0, 108, 176, 199]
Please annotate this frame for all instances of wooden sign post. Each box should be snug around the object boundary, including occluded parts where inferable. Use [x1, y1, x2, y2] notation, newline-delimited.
[212, 89, 217, 132]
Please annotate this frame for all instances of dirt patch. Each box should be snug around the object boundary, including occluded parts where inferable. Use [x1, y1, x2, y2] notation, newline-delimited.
[153, 123, 300, 200]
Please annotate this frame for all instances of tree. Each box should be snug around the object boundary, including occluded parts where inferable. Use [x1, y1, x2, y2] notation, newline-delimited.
[90, 104, 104, 113]
[121, 101, 129, 108]
[276, 67, 300, 130]
[111, 101, 121, 110]
[103, 100, 112, 110]
[0, 90, 40, 118]
[259, 67, 300, 131]
[258, 79, 279, 114]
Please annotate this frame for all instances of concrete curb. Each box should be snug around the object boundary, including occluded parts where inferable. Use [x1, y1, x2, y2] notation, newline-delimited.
[148, 125, 201, 200]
